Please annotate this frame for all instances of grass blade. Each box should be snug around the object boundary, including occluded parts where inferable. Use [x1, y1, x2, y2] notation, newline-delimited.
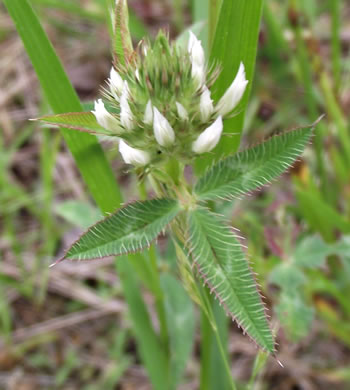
[196, 0, 264, 172]
[3, 0, 122, 214]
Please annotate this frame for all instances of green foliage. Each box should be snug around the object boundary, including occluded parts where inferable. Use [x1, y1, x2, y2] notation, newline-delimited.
[116, 259, 171, 390]
[198, 0, 264, 169]
[54, 201, 102, 229]
[187, 208, 275, 353]
[3, 0, 123, 213]
[276, 292, 314, 342]
[61, 199, 180, 261]
[269, 234, 350, 342]
[113, 0, 133, 66]
[161, 274, 195, 386]
[35, 112, 118, 136]
[195, 125, 314, 201]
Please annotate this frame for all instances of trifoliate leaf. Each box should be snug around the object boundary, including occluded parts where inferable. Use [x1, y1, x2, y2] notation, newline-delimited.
[59, 199, 180, 262]
[187, 208, 275, 353]
[195, 125, 315, 201]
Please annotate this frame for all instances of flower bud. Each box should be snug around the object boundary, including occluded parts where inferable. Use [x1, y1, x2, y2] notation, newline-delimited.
[153, 107, 175, 147]
[192, 115, 223, 154]
[109, 67, 124, 100]
[188, 31, 205, 67]
[92, 99, 120, 131]
[119, 140, 150, 166]
[144, 100, 153, 125]
[200, 86, 214, 122]
[188, 31, 206, 87]
[120, 81, 134, 131]
[176, 102, 188, 121]
[216, 62, 248, 117]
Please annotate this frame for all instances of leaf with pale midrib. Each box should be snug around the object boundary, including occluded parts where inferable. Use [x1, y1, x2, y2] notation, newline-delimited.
[187, 208, 275, 353]
[35, 112, 119, 136]
[195, 126, 314, 201]
[61, 199, 180, 262]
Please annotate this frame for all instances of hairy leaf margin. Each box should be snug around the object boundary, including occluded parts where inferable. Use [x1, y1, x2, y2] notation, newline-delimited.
[58, 198, 180, 263]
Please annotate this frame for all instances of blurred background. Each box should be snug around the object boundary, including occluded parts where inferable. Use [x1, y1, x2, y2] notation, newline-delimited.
[1, 0, 350, 389]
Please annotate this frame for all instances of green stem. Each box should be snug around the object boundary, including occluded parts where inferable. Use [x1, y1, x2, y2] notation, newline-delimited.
[138, 178, 170, 355]
[149, 245, 170, 349]
[199, 284, 236, 390]
[319, 71, 350, 164]
[330, 0, 341, 92]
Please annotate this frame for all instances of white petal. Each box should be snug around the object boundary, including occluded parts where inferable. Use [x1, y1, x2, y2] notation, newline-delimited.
[216, 62, 248, 116]
[200, 86, 214, 122]
[92, 99, 120, 132]
[120, 81, 134, 131]
[191, 62, 205, 87]
[192, 116, 223, 154]
[153, 107, 175, 147]
[109, 67, 124, 100]
[135, 69, 140, 82]
[144, 100, 153, 125]
[176, 102, 188, 121]
[188, 31, 205, 67]
[119, 140, 150, 166]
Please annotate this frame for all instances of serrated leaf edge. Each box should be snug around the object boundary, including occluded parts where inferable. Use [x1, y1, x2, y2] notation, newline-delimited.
[195, 117, 323, 202]
[53, 198, 180, 265]
[185, 208, 275, 353]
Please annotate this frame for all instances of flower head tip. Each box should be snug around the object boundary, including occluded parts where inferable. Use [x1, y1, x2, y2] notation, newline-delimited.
[216, 62, 248, 116]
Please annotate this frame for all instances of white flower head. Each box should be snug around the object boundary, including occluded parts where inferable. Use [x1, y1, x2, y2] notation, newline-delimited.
[92, 99, 120, 132]
[216, 62, 248, 117]
[109, 67, 124, 100]
[144, 100, 153, 125]
[120, 81, 134, 131]
[119, 140, 150, 166]
[200, 86, 214, 122]
[176, 102, 188, 121]
[153, 107, 175, 147]
[192, 115, 223, 154]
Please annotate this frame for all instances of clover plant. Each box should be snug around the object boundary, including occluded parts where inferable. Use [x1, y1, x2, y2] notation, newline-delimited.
[35, 0, 320, 354]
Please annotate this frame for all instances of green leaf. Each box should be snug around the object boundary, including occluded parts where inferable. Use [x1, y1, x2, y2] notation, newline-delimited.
[195, 125, 314, 202]
[161, 274, 195, 386]
[295, 184, 350, 241]
[269, 263, 307, 292]
[60, 199, 180, 261]
[3, 0, 122, 213]
[35, 112, 119, 136]
[187, 208, 274, 353]
[293, 235, 331, 269]
[113, 0, 133, 66]
[276, 291, 314, 342]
